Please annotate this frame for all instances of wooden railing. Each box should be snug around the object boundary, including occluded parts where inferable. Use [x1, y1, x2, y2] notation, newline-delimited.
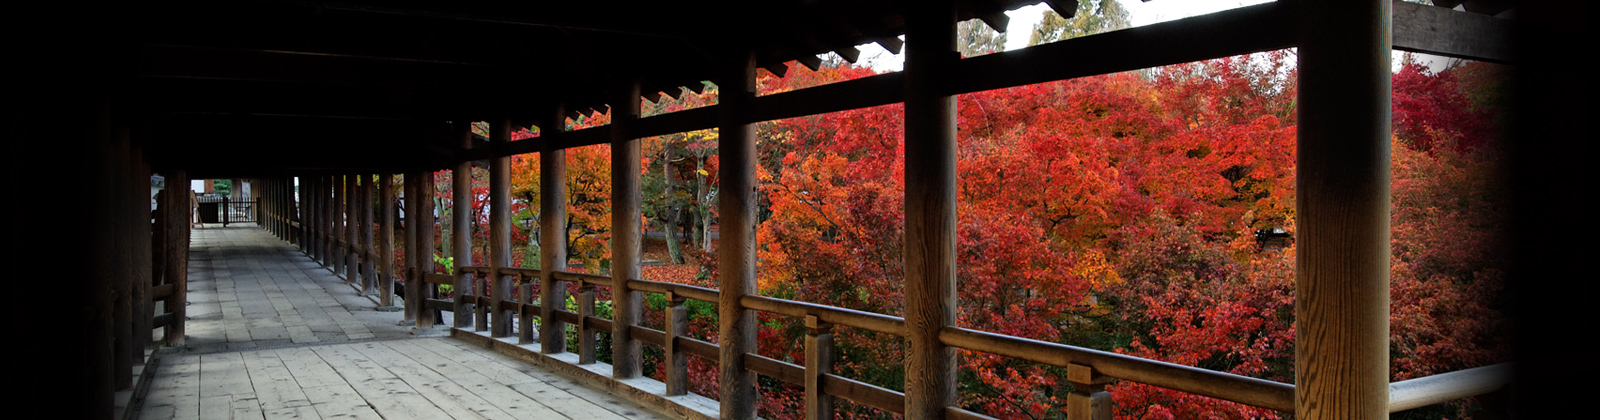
[447, 266, 1511, 418]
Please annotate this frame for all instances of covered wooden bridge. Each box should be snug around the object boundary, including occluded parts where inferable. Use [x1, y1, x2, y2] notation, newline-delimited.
[17, 0, 1578, 419]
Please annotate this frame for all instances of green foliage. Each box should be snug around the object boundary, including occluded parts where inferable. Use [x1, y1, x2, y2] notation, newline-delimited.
[565, 295, 614, 364]
[212, 179, 232, 196]
[432, 254, 454, 295]
[1028, 0, 1131, 47]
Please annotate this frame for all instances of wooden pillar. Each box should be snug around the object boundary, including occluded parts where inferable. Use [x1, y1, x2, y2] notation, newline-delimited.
[333, 175, 346, 275]
[320, 176, 332, 266]
[269, 179, 277, 235]
[417, 171, 437, 327]
[717, 51, 759, 419]
[611, 82, 643, 379]
[310, 177, 320, 261]
[665, 291, 690, 396]
[362, 174, 376, 295]
[540, 107, 569, 353]
[164, 170, 190, 347]
[403, 172, 420, 325]
[454, 122, 476, 328]
[380, 173, 397, 308]
[804, 315, 835, 420]
[489, 118, 514, 337]
[902, 2, 959, 418]
[279, 178, 288, 240]
[346, 174, 359, 283]
[299, 176, 308, 252]
[130, 144, 153, 357]
[85, 99, 116, 418]
[111, 124, 133, 390]
[1295, 1, 1391, 419]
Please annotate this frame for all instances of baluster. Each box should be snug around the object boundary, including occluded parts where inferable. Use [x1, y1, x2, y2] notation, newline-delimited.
[475, 269, 489, 332]
[664, 291, 689, 396]
[519, 277, 536, 344]
[805, 315, 834, 420]
[1067, 363, 1112, 420]
[578, 282, 597, 365]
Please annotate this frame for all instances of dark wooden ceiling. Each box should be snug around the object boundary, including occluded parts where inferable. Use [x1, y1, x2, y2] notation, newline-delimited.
[116, 0, 1062, 177]
[107, 0, 1510, 177]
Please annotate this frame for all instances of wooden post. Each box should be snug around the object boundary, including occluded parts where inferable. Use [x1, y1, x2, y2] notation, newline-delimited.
[164, 170, 189, 346]
[322, 175, 334, 266]
[717, 51, 759, 419]
[664, 291, 689, 396]
[417, 171, 437, 327]
[490, 117, 514, 337]
[403, 172, 419, 325]
[476, 271, 490, 332]
[111, 124, 133, 390]
[903, 2, 959, 418]
[454, 121, 476, 328]
[540, 106, 569, 353]
[131, 145, 153, 356]
[611, 81, 644, 379]
[346, 174, 359, 283]
[300, 176, 309, 252]
[311, 176, 322, 263]
[381, 173, 396, 308]
[86, 99, 116, 417]
[333, 175, 346, 275]
[578, 283, 597, 365]
[362, 174, 377, 295]
[1066, 364, 1112, 420]
[519, 282, 535, 344]
[804, 315, 834, 420]
[1295, 1, 1391, 419]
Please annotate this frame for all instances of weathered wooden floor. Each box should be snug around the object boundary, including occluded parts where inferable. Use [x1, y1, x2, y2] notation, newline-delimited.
[136, 225, 668, 420]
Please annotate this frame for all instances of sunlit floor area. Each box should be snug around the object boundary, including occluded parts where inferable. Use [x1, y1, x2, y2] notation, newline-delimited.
[135, 225, 666, 420]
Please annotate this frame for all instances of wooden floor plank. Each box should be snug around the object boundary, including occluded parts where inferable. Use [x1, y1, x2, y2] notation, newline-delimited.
[419, 339, 635, 419]
[350, 341, 516, 420]
[299, 385, 383, 420]
[200, 353, 255, 398]
[385, 340, 572, 420]
[241, 350, 319, 418]
[311, 344, 455, 420]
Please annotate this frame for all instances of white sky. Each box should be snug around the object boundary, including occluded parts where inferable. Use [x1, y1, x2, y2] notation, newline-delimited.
[856, 0, 1272, 72]
[852, 0, 1450, 73]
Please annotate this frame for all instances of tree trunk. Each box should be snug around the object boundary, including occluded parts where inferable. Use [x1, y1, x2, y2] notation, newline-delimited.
[663, 145, 685, 264]
[697, 155, 712, 251]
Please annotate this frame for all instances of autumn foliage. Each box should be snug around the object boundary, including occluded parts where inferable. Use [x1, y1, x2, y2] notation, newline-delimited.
[427, 50, 1510, 419]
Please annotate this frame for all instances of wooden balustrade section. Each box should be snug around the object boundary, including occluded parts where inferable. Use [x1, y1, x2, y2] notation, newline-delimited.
[440, 267, 1505, 419]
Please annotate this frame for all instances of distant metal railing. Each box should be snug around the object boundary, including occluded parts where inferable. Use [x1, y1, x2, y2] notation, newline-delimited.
[192, 195, 257, 226]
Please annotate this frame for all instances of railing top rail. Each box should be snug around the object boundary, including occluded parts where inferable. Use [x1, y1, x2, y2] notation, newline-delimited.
[1388, 363, 1513, 413]
[626, 278, 720, 303]
[941, 326, 1295, 411]
[741, 295, 905, 337]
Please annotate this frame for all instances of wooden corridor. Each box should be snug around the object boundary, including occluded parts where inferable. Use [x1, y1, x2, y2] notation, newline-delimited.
[34, 1, 1561, 418]
[135, 225, 668, 420]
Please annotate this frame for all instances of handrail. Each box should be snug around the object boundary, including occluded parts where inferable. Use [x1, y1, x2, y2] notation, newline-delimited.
[551, 271, 613, 287]
[940, 326, 1296, 412]
[501, 267, 542, 278]
[741, 295, 905, 337]
[626, 278, 720, 304]
[1388, 363, 1512, 412]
